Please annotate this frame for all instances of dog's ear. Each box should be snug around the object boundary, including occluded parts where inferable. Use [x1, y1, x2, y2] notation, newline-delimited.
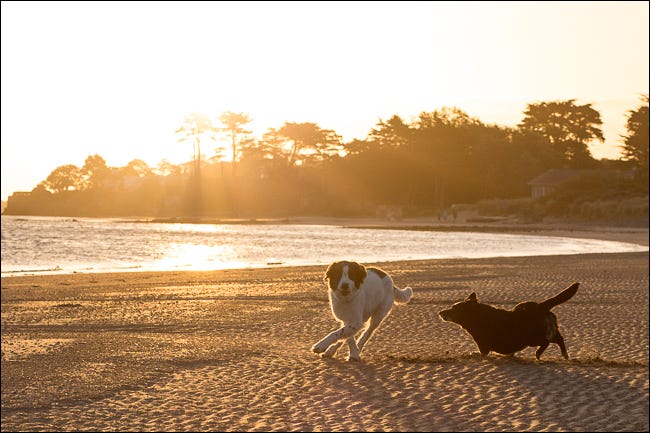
[466, 292, 477, 301]
[348, 261, 367, 287]
[324, 261, 340, 283]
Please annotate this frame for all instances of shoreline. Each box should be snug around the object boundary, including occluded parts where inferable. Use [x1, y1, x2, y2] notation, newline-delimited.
[2, 218, 647, 278]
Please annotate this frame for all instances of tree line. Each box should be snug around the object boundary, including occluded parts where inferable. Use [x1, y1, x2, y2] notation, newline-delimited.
[4, 96, 648, 219]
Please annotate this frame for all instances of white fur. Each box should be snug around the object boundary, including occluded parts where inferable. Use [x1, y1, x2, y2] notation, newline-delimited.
[311, 261, 413, 361]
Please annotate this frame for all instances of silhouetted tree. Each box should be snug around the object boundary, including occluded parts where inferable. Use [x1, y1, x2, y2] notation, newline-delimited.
[45, 164, 83, 193]
[518, 100, 603, 167]
[176, 113, 216, 216]
[621, 94, 649, 184]
[208, 148, 227, 164]
[122, 159, 153, 178]
[342, 138, 373, 156]
[175, 112, 216, 177]
[417, 107, 480, 129]
[156, 159, 182, 176]
[270, 122, 343, 166]
[260, 128, 291, 164]
[81, 154, 111, 190]
[367, 115, 412, 149]
[407, 108, 485, 207]
[217, 111, 252, 175]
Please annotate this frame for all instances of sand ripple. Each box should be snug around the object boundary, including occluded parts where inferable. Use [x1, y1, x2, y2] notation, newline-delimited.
[2, 355, 647, 432]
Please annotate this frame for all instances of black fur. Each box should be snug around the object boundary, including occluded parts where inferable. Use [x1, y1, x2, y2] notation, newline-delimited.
[439, 282, 579, 360]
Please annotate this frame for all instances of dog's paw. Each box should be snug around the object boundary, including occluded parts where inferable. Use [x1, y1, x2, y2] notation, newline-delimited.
[346, 355, 360, 362]
[311, 341, 328, 354]
[322, 345, 338, 358]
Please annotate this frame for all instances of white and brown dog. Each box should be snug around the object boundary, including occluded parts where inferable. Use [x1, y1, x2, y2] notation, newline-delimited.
[311, 260, 413, 361]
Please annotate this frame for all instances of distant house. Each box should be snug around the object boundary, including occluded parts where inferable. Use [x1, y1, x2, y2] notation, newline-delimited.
[528, 167, 636, 199]
[527, 168, 586, 198]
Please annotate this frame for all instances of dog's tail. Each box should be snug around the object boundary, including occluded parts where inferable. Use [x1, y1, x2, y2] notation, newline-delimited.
[394, 285, 413, 304]
[540, 282, 579, 310]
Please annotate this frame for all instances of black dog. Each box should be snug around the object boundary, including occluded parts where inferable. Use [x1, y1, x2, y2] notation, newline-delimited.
[439, 282, 579, 360]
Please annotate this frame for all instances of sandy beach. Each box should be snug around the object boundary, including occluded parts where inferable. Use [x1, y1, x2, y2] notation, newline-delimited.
[1, 224, 648, 432]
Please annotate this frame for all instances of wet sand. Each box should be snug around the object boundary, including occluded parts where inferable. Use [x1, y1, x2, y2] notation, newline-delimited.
[1, 225, 648, 431]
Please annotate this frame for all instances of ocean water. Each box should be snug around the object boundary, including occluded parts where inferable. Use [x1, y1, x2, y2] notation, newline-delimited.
[1, 215, 647, 276]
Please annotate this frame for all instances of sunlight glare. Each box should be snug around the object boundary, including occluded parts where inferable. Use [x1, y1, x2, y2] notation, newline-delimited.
[151, 242, 247, 272]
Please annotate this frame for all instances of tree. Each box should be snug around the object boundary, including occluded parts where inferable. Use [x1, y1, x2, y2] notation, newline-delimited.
[175, 112, 216, 176]
[342, 138, 374, 156]
[518, 100, 603, 167]
[621, 94, 649, 180]
[122, 159, 153, 178]
[218, 111, 252, 175]
[45, 164, 83, 193]
[405, 108, 482, 208]
[175, 113, 216, 216]
[156, 159, 182, 177]
[273, 121, 343, 165]
[81, 154, 111, 190]
[260, 128, 291, 163]
[416, 107, 480, 129]
[367, 114, 412, 150]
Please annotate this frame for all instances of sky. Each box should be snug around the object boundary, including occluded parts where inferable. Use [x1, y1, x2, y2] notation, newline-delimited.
[1, 1, 648, 202]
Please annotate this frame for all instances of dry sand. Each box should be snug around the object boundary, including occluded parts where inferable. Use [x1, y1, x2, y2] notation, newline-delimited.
[1, 225, 648, 432]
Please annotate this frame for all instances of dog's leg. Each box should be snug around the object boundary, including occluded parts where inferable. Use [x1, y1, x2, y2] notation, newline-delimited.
[322, 341, 343, 358]
[356, 309, 390, 354]
[535, 342, 550, 360]
[346, 337, 361, 361]
[311, 323, 363, 355]
[553, 334, 569, 360]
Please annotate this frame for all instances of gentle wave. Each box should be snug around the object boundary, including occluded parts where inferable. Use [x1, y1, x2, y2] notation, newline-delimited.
[1, 215, 647, 276]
